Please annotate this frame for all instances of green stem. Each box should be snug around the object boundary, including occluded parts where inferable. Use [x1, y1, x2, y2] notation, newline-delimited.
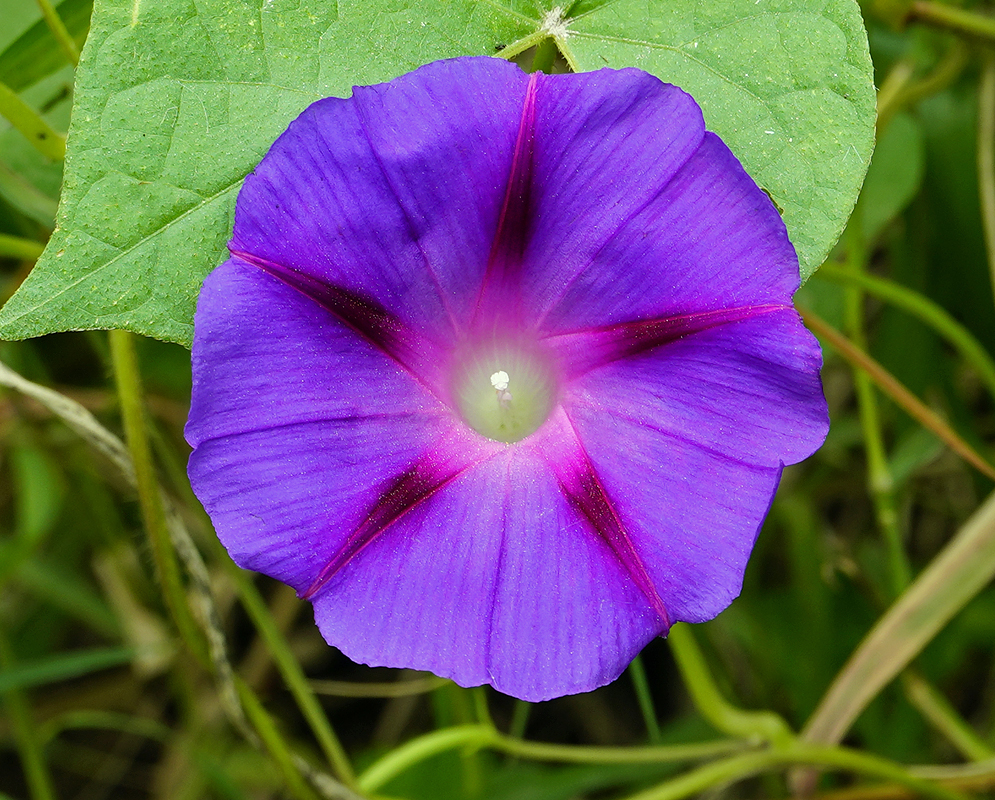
[530, 36, 558, 73]
[33, 0, 79, 66]
[471, 687, 494, 729]
[979, 52, 995, 305]
[622, 744, 969, 800]
[509, 700, 531, 739]
[358, 723, 746, 793]
[667, 624, 794, 747]
[0, 632, 56, 800]
[842, 220, 910, 597]
[554, 34, 580, 73]
[910, 1, 995, 43]
[0, 233, 44, 261]
[236, 676, 322, 800]
[815, 266, 995, 404]
[902, 672, 994, 762]
[799, 308, 995, 481]
[222, 562, 356, 787]
[0, 81, 65, 161]
[108, 330, 203, 658]
[494, 30, 547, 63]
[628, 654, 663, 743]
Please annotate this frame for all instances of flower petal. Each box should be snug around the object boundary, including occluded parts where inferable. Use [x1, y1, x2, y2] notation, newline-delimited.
[511, 69, 706, 324]
[185, 259, 457, 592]
[229, 57, 530, 338]
[565, 311, 828, 467]
[559, 312, 828, 622]
[567, 403, 783, 623]
[311, 441, 662, 702]
[533, 132, 799, 332]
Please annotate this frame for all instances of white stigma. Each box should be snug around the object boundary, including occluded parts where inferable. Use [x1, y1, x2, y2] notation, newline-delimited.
[453, 347, 556, 443]
[490, 370, 513, 409]
[490, 370, 510, 392]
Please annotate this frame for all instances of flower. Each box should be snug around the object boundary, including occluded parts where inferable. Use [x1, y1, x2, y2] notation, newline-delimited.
[185, 57, 828, 702]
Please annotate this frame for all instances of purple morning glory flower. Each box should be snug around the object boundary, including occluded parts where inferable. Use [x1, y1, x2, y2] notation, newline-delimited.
[185, 57, 828, 702]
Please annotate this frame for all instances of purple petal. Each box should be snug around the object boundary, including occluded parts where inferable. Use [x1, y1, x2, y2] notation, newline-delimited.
[559, 312, 827, 622]
[185, 260, 460, 592]
[567, 403, 783, 624]
[311, 438, 662, 702]
[532, 132, 800, 332]
[187, 58, 831, 702]
[544, 304, 789, 381]
[229, 58, 530, 338]
[564, 311, 828, 467]
[512, 69, 707, 324]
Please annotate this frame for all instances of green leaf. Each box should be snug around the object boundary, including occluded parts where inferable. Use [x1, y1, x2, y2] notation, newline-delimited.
[561, 0, 876, 280]
[0, 0, 874, 346]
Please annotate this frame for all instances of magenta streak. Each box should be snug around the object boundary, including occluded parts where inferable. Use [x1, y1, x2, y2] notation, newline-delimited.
[473, 72, 540, 322]
[553, 411, 671, 628]
[545, 304, 791, 378]
[302, 453, 473, 601]
[230, 248, 429, 375]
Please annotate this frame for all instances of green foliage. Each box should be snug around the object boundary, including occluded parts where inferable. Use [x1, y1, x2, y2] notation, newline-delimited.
[0, 0, 874, 346]
[564, 0, 876, 279]
[3, 1, 995, 799]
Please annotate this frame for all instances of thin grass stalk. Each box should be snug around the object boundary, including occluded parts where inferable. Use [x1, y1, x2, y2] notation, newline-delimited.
[235, 676, 323, 800]
[309, 675, 447, 698]
[815, 266, 995, 403]
[0, 81, 65, 160]
[902, 672, 994, 761]
[979, 52, 995, 304]
[221, 562, 356, 786]
[628, 654, 663, 743]
[0, 358, 357, 799]
[108, 330, 203, 658]
[802, 489, 995, 746]
[32, 0, 79, 66]
[0, 632, 56, 800]
[842, 218, 910, 596]
[798, 309, 995, 481]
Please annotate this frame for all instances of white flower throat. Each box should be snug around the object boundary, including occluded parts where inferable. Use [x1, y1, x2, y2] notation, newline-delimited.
[452, 343, 557, 443]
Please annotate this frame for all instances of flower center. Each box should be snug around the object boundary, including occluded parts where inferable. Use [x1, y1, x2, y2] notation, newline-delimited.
[452, 340, 558, 443]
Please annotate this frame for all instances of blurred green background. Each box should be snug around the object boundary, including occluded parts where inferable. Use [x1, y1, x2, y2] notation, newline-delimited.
[1, 0, 995, 798]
